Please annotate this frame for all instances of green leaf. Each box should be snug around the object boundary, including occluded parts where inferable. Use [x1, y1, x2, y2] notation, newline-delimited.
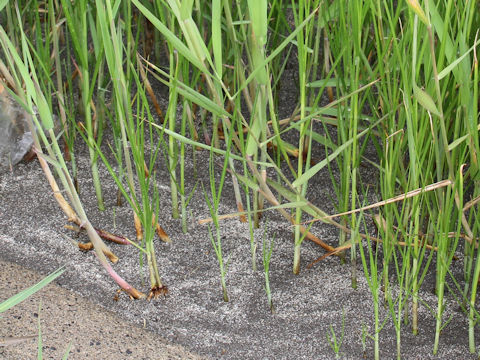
[180, 0, 194, 21]
[307, 78, 349, 88]
[413, 85, 441, 117]
[448, 133, 469, 151]
[233, 172, 260, 192]
[0, 267, 65, 314]
[406, 0, 429, 26]
[211, 0, 222, 77]
[236, 6, 319, 98]
[0, 28, 54, 130]
[292, 91, 383, 187]
[0, 0, 9, 13]
[149, 121, 271, 167]
[247, 0, 267, 46]
[131, 0, 208, 74]
[266, 179, 330, 220]
[438, 38, 480, 80]
[142, 56, 230, 118]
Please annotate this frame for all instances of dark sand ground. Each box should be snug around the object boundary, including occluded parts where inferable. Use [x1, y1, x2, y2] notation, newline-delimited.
[0, 133, 479, 360]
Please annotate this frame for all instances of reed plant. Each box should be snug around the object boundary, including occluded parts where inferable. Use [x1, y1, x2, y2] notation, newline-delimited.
[60, 0, 105, 210]
[203, 125, 236, 301]
[92, 0, 169, 299]
[326, 308, 346, 359]
[262, 225, 275, 313]
[0, 0, 157, 299]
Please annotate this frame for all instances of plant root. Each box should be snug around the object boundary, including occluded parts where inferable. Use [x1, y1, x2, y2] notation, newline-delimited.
[147, 285, 168, 301]
[65, 224, 132, 245]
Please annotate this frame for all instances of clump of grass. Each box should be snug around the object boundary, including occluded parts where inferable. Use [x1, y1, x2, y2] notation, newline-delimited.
[262, 226, 275, 314]
[203, 121, 236, 302]
[92, 0, 169, 299]
[60, 0, 105, 211]
[327, 308, 346, 359]
[0, 0, 147, 299]
[1, 1, 480, 357]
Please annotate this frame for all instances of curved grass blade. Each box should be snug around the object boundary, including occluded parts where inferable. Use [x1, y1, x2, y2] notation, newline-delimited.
[0, 267, 65, 314]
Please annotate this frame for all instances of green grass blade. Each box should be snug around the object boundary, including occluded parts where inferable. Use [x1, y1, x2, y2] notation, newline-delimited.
[413, 84, 441, 117]
[0, 267, 65, 314]
[292, 113, 383, 187]
[437, 37, 480, 80]
[0, 0, 8, 12]
[132, 0, 208, 73]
